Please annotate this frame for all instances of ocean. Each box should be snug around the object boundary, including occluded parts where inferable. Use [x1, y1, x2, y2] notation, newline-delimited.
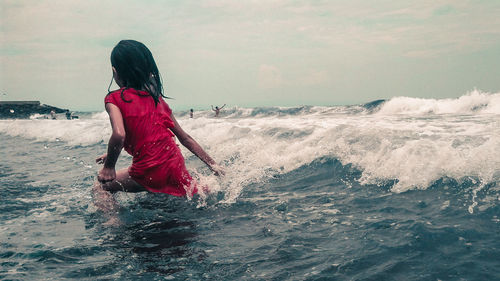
[1, 90, 499, 280]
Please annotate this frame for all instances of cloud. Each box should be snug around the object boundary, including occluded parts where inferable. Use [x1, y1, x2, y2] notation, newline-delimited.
[257, 64, 283, 89]
[301, 70, 329, 86]
[192, 0, 500, 58]
[1, 0, 500, 109]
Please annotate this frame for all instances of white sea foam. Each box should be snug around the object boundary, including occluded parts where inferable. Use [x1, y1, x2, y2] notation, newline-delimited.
[0, 113, 110, 146]
[1, 91, 499, 197]
[377, 90, 500, 115]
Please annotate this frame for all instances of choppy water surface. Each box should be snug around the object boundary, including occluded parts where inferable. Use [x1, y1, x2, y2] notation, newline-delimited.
[1, 91, 500, 280]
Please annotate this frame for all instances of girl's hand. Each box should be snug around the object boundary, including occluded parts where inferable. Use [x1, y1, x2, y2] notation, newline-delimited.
[210, 164, 225, 177]
[98, 167, 116, 183]
[96, 153, 107, 164]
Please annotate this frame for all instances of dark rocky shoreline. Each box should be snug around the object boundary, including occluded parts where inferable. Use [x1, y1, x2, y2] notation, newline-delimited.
[0, 101, 68, 119]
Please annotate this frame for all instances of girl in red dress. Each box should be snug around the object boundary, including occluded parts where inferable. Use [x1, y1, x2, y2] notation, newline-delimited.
[94, 40, 222, 201]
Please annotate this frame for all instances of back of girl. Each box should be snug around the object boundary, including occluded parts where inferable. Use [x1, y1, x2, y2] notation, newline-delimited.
[94, 40, 222, 210]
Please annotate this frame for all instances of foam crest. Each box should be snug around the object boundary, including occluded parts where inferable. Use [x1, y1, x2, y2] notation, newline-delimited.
[0, 113, 110, 146]
[178, 106, 500, 198]
[178, 105, 361, 119]
[377, 90, 500, 115]
[1, 91, 499, 197]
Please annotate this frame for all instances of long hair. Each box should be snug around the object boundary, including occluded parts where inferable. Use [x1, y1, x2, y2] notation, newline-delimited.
[108, 40, 166, 105]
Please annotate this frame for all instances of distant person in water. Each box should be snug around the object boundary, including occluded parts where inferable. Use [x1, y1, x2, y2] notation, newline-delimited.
[94, 40, 223, 212]
[190, 108, 194, 118]
[50, 110, 56, 120]
[65, 110, 72, 120]
[211, 104, 226, 117]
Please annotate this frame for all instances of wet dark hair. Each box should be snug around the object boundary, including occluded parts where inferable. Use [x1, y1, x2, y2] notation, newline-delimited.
[107, 40, 166, 105]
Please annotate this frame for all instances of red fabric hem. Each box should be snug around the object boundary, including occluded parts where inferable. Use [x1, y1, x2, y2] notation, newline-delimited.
[130, 175, 198, 197]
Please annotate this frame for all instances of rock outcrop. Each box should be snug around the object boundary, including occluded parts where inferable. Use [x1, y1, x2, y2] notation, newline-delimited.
[0, 101, 68, 119]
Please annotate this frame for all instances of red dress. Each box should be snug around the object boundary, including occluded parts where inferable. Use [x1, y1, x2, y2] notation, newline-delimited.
[105, 88, 196, 196]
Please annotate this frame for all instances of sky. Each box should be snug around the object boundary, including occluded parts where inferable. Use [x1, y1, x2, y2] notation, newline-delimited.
[1, 0, 500, 111]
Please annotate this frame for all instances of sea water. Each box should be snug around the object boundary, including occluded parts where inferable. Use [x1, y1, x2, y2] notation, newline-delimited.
[1, 90, 499, 280]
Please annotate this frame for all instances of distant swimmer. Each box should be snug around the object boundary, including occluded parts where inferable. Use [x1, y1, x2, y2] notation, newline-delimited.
[65, 110, 72, 120]
[211, 104, 226, 117]
[50, 110, 56, 120]
[190, 108, 194, 118]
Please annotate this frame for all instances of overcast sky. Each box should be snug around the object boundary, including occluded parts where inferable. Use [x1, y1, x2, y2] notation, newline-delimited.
[1, 0, 500, 111]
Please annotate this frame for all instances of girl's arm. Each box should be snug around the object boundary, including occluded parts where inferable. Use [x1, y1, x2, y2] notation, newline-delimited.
[98, 103, 126, 183]
[170, 113, 223, 176]
[220, 104, 226, 109]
